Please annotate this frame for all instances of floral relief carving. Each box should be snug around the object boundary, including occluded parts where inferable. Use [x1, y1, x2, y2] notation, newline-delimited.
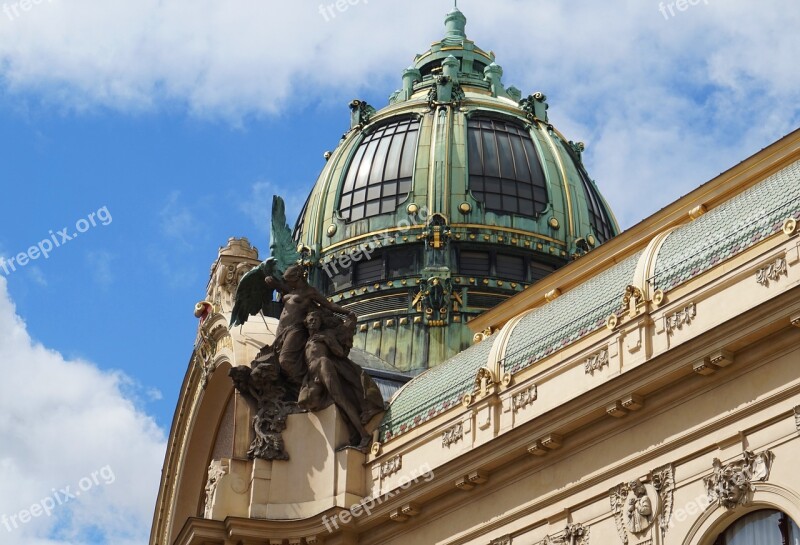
[442, 422, 464, 448]
[665, 303, 696, 334]
[756, 257, 787, 285]
[585, 348, 609, 375]
[512, 385, 537, 412]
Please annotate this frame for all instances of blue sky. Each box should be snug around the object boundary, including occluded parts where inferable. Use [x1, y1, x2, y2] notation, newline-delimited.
[0, 1, 799, 544]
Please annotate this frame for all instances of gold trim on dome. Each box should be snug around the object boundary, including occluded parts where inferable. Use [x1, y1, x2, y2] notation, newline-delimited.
[451, 224, 566, 246]
[539, 123, 575, 238]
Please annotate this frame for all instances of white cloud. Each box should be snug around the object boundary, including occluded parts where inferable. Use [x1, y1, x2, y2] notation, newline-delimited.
[0, 1, 798, 226]
[0, 276, 166, 545]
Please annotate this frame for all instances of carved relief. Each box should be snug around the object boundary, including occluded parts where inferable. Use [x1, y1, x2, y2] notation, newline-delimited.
[490, 536, 512, 545]
[203, 460, 229, 519]
[704, 450, 775, 509]
[610, 465, 674, 545]
[442, 422, 464, 448]
[665, 303, 696, 334]
[381, 455, 402, 478]
[794, 406, 800, 432]
[541, 523, 589, 545]
[585, 348, 609, 375]
[756, 257, 787, 285]
[512, 385, 537, 412]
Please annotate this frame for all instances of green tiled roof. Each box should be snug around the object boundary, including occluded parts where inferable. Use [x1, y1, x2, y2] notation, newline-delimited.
[503, 251, 641, 375]
[653, 160, 800, 291]
[380, 160, 800, 443]
[379, 337, 494, 441]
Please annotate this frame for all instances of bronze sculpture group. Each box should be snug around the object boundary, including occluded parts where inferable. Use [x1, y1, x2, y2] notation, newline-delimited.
[227, 199, 384, 460]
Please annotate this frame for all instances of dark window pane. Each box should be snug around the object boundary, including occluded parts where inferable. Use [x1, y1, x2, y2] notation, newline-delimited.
[497, 132, 515, 179]
[510, 135, 531, 182]
[482, 130, 500, 177]
[497, 254, 525, 281]
[388, 248, 418, 276]
[355, 256, 384, 284]
[399, 131, 417, 178]
[468, 116, 549, 216]
[340, 117, 421, 221]
[468, 128, 483, 175]
[530, 261, 556, 282]
[486, 193, 503, 210]
[460, 251, 490, 276]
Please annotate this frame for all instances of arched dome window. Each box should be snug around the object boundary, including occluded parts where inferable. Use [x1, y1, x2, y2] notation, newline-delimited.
[339, 117, 420, 222]
[712, 509, 800, 545]
[558, 139, 616, 243]
[467, 116, 548, 217]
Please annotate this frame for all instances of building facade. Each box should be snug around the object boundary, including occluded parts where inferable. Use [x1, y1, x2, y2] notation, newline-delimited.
[150, 8, 800, 545]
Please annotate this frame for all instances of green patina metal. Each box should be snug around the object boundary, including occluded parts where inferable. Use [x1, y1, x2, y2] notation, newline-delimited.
[380, 157, 800, 441]
[292, 7, 620, 373]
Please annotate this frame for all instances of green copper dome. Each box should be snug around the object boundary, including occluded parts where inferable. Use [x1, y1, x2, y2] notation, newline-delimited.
[292, 6, 619, 373]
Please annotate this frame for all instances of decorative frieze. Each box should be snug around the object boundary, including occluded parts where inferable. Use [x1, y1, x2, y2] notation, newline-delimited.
[755, 257, 787, 285]
[794, 406, 800, 432]
[610, 465, 674, 545]
[442, 422, 464, 448]
[585, 348, 609, 375]
[512, 385, 538, 412]
[541, 523, 589, 545]
[665, 303, 696, 334]
[704, 450, 775, 509]
[380, 455, 402, 478]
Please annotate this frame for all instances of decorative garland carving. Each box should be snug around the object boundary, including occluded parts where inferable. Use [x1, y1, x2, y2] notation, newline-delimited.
[541, 523, 589, 545]
[512, 385, 537, 412]
[756, 257, 787, 286]
[665, 303, 696, 334]
[442, 422, 464, 448]
[381, 455, 402, 478]
[703, 450, 775, 509]
[585, 348, 609, 375]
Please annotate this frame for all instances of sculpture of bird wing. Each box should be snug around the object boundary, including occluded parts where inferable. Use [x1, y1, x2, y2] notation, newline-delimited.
[270, 195, 302, 273]
[229, 259, 277, 328]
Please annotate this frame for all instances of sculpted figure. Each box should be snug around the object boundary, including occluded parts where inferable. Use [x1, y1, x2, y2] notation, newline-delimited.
[625, 481, 654, 533]
[299, 311, 385, 450]
[266, 264, 356, 387]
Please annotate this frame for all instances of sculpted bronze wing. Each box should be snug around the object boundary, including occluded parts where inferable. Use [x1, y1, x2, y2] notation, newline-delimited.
[229, 195, 302, 328]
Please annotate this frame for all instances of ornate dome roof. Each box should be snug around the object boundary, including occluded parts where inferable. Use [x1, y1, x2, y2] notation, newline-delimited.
[291, 6, 619, 372]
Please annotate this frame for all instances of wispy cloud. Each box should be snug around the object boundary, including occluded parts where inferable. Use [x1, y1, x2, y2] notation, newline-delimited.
[1, 1, 797, 227]
[86, 251, 115, 288]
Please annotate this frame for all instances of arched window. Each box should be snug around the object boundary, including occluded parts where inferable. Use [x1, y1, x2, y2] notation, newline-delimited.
[467, 116, 548, 216]
[713, 509, 800, 545]
[339, 118, 420, 222]
[558, 139, 616, 243]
